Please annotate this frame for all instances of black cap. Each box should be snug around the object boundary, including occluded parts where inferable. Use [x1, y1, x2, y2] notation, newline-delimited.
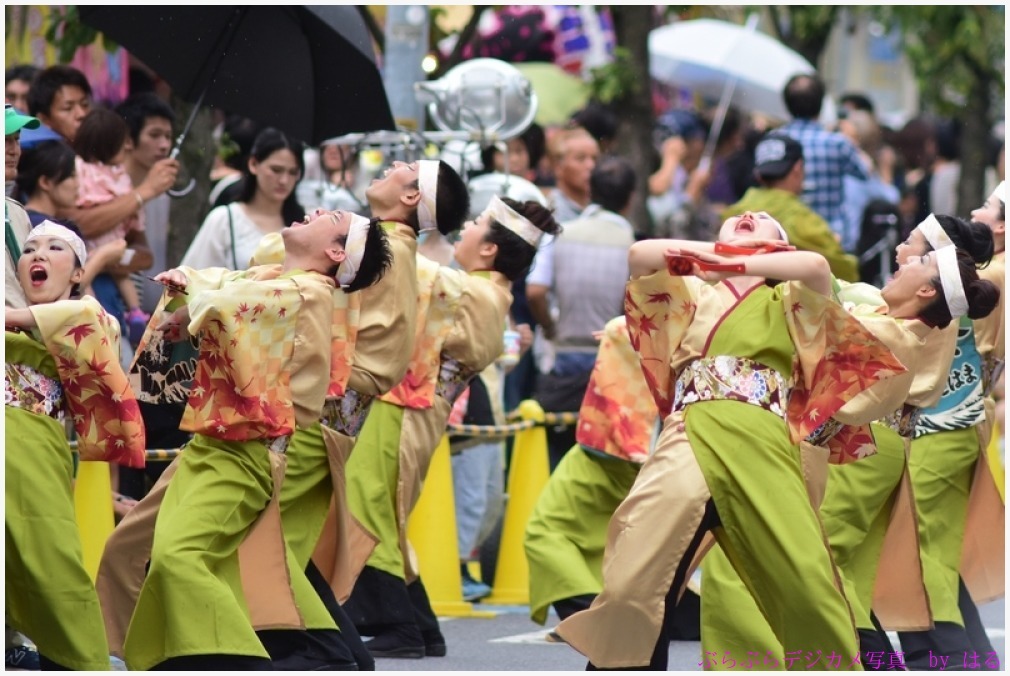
[754, 133, 803, 180]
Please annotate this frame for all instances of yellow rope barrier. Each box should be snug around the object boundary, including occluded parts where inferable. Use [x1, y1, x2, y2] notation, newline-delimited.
[73, 405, 582, 460]
[447, 419, 537, 439]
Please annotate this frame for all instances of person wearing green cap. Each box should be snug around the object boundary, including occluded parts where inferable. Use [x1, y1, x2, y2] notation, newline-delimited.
[5, 102, 41, 309]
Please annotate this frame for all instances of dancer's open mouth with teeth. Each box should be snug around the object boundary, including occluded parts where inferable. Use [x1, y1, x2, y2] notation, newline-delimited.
[29, 265, 48, 285]
[734, 216, 756, 234]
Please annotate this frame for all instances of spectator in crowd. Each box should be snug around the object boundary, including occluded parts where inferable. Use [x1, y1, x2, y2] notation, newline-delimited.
[722, 117, 766, 205]
[25, 65, 92, 145]
[5, 65, 39, 114]
[722, 133, 859, 282]
[647, 109, 710, 239]
[778, 73, 870, 243]
[701, 106, 747, 216]
[14, 139, 126, 294]
[208, 113, 259, 209]
[15, 140, 80, 227]
[112, 92, 187, 496]
[297, 141, 367, 215]
[181, 127, 304, 270]
[838, 91, 876, 117]
[479, 136, 534, 180]
[5, 66, 40, 199]
[114, 93, 179, 316]
[545, 126, 600, 223]
[73, 107, 149, 341]
[893, 115, 938, 225]
[837, 109, 901, 254]
[929, 118, 962, 217]
[523, 123, 553, 188]
[570, 101, 619, 154]
[6, 103, 41, 309]
[527, 155, 637, 470]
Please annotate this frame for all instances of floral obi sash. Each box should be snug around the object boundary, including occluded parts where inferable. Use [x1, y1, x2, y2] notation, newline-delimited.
[983, 356, 1004, 398]
[880, 403, 921, 439]
[5, 362, 66, 423]
[673, 356, 787, 418]
[435, 356, 476, 405]
[319, 389, 375, 438]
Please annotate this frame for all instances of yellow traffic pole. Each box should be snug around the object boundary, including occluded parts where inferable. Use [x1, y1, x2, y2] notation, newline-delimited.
[484, 399, 551, 605]
[986, 420, 1004, 501]
[74, 460, 115, 581]
[407, 435, 495, 617]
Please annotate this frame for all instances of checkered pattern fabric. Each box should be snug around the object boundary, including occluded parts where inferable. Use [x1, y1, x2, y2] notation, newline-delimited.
[381, 256, 466, 410]
[182, 278, 304, 439]
[778, 120, 870, 241]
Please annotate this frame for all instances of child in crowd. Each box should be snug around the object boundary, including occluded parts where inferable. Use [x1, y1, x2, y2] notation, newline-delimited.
[72, 107, 148, 342]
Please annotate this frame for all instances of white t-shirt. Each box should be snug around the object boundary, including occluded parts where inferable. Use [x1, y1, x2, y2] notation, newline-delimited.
[180, 203, 272, 270]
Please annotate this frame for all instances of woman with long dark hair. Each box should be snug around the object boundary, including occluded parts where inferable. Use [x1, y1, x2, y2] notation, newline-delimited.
[182, 127, 305, 270]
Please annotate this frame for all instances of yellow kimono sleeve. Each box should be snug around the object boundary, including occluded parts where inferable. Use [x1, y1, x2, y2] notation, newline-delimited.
[381, 255, 464, 409]
[974, 253, 1005, 379]
[781, 281, 908, 461]
[30, 296, 146, 468]
[576, 316, 659, 463]
[347, 222, 419, 397]
[249, 231, 286, 267]
[325, 289, 358, 399]
[623, 269, 701, 417]
[182, 272, 335, 439]
[440, 270, 513, 374]
[831, 310, 926, 424]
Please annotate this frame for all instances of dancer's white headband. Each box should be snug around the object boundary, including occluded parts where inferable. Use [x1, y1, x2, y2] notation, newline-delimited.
[483, 195, 543, 247]
[916, 214, 953, 251]
[935, 245, 968, 319]
[336, 213, 371, 288]
[24, 221, 87, 266]
[416, 160, 439, 233]
[990, 181, 1005, 205]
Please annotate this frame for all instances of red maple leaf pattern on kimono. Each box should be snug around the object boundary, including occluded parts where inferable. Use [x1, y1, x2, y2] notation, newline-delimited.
[382, 257, 465, 410]
[575, 317, 659, 464]
[31, 297, 146, 467]
[781, 283, 908, 464]
[180, 276, 305, 440]
[624, 273, 699, 418]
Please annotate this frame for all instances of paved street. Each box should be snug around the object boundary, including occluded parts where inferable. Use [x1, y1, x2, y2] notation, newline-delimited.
[374, 600, 1006, 671]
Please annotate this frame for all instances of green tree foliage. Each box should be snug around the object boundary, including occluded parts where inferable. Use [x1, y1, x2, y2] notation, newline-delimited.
[767, 6, 841, 67]
[876, 6, 1004, 115]
[588, 47, 640, 104]
[44, 6, 117, 62]
[877, 6, 1004, 214]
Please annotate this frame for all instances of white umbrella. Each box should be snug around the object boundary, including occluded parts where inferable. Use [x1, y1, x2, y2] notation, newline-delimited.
[649, 17, 817, 122]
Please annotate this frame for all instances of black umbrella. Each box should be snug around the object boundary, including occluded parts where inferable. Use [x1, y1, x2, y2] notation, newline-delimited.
[78, 6, 395, 146]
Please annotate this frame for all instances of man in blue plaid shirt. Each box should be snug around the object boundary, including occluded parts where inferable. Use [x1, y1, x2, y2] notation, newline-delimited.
[778, 74, 870, 252]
